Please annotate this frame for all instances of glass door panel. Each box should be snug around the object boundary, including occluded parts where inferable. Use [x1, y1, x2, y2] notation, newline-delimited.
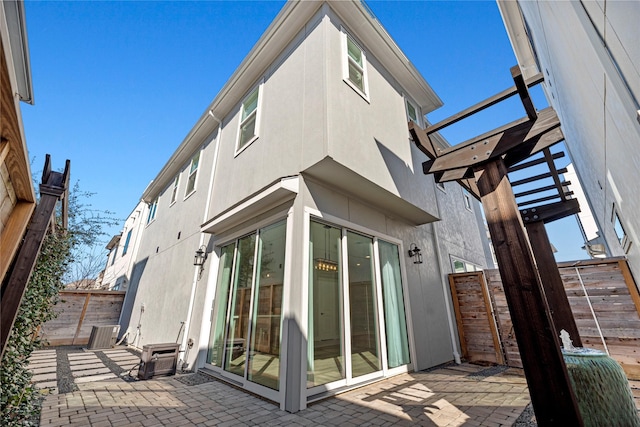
[207, 244, 235, 365]
[378, 240, 410, 368]
[248, 221, 286, 390]
[347, 231, 381, 378]
[307, 221, 344, 387]
[223, 233, 256, 377]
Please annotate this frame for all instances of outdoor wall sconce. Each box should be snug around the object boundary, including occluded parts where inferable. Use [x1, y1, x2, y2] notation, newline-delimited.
[193, 245, 208, 267]
[408, 243, 423, 264]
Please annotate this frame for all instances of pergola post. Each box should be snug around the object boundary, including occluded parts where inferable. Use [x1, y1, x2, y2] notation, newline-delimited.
[525, 219, 582, 347]
[475, 158, 582, 426]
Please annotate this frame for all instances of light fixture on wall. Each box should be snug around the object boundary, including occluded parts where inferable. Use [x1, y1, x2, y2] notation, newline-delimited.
[408, 243, 423, 264]
[193, 245, 208, 267]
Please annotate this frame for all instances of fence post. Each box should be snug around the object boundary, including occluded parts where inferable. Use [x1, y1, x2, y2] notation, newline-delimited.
[618, 259, 640, 316]
[72, 293, 92, 345]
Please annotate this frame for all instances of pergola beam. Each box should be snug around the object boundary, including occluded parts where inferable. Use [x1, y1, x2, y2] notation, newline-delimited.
[422, 107, 561, 175]
[509, 151, 565, 173]
[425, 71, 544, 135]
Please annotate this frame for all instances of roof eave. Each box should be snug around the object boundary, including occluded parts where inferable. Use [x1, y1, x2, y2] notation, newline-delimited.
[2, 1, 33, 104]
[142, 0, 444, 201]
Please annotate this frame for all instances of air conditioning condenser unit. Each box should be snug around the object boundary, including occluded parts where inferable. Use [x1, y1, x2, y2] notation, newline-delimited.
[87, 325, 120, 350]
[138, 343, 180, 380]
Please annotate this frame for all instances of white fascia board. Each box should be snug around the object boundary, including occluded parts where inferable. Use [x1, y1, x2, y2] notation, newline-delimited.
[201, 176, 299, 234]
[141, 112, 218, 203]
[1, 1, 33, 104]
[496, 0, 539, 80]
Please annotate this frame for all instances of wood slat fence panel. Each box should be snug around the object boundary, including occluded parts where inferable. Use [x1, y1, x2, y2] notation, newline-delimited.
[485, 269, 522, 368]
[448, 272, 504, 365]
[449, 258, 640, 379]
[39, 290, 126, 346]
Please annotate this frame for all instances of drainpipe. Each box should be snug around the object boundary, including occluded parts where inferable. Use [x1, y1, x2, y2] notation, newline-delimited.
[179, 111, 222, 369]
[432, 193, 462, 365]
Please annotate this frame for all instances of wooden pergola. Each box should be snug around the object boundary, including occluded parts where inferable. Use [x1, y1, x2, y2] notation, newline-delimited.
[410, 66, 584, 425]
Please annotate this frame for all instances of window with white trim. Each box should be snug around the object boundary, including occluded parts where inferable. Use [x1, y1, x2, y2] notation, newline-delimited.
[185, 151, 200, 197]
[237, 85, 261, 152]
[343, 31, 368, 97]
[170, 175, 179, 205]
[122, 229, 132, 256]
[612, 207, 632, 253]
[406, 99, 419, 125]
[147, 198, 158, 224]
[110, 247, 118, 266]
[451, 256, 481, 273]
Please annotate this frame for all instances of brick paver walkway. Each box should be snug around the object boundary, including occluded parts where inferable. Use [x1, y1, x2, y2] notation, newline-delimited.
[36, 360, 535, 426]
[31, 347, 640, 426]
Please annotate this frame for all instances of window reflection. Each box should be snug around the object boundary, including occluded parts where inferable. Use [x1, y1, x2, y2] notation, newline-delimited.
[247, 222, 286, 390]
[307, 221, 344, 387]
[347, 231, 381, 377]
[224, 233, 256, 377]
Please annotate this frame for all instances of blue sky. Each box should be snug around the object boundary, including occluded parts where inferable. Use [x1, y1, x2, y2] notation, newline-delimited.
[21, 0, 587, 262]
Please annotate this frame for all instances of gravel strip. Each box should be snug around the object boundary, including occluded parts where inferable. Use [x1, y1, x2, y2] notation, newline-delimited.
[467, 364, 509, 379]
[513, 403, 537, 426]
[175, 371, 216, 386]
[55, 346, 80, 394]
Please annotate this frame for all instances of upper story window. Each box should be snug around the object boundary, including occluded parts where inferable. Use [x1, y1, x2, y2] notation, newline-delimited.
[342, 31, 369, 98]
[185, 151, 200, 197]
[110, 247, 117, 266]
[147, 198, 158, 224]
[170, 175, 179, 205]
[122, 229, 132, 256]
[612, 207, 632, 253]
[406, 99, 419, 124]
[236, 85, 262, 153]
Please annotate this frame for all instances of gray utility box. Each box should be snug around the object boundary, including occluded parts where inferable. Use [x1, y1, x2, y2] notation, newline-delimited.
[138, 343, 180, 380]
[87, 325, 120, 350]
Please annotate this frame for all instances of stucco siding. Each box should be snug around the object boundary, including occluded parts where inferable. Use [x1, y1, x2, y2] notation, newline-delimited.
[207, 10, 328, 221]
[510, 0, 640, 277]
[122, 131, 217, 348]
[323, 9, 439, 218]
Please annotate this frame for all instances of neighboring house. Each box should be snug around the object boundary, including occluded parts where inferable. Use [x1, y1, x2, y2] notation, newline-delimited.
[498, 1, 640, 278]
[101, 201, 148, 292]
[119, 1, 491, 412]
[0, 1, 35, 282]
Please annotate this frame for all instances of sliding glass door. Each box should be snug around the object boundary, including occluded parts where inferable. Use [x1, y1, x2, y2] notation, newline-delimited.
[308, 222, 344, 387]
[207, 221, 286, 392]
[347, 231, 381, 378]
[307, 220, 411, 391]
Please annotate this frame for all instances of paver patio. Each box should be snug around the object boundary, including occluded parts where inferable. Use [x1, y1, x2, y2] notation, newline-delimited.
[31, 347, 640, 426]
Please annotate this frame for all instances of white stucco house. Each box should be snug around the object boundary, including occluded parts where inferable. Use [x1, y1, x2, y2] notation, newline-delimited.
[101, 201, 148, 292]
[498, 0, 640, 278]
[117, 0, 493, 412]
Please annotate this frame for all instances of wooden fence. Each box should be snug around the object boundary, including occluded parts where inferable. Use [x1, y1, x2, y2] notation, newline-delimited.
[39, 290, 126, 346]
[449, 257, 640, 379]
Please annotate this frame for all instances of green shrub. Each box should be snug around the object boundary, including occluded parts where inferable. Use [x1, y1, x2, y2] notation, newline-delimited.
[1, 228, 71, 426]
